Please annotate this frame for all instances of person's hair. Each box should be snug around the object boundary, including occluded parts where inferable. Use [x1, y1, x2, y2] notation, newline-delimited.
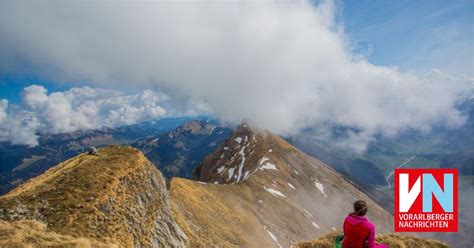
[352, 200, 368, 216]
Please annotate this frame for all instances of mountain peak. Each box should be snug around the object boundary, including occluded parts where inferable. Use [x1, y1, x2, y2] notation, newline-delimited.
[173, 120, 216, 136]
[173, 127, 394, 247]
[193, 124, 296, 184]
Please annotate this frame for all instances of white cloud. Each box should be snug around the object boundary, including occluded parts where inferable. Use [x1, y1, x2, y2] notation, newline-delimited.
[0, 0, 472, 151]
[0, 85, 171, 146]
[0, 99, 7, 124]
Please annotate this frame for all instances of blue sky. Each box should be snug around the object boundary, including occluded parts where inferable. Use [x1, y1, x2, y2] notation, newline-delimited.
[340, 0, 473, 74]
[1, 0, 473, 103]
[0, 75, 70, 103]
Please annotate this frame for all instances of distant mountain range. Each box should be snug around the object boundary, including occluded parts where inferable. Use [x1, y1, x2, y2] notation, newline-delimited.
[133, 120, 232, 179]
[0, 116, 230, 194]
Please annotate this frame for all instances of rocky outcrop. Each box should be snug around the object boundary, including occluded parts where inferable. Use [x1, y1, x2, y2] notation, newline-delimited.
[0, 146, 187, 247]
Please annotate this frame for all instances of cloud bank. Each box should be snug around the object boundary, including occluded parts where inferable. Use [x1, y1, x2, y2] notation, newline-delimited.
[0, 85, 173, 146]
[0, 0, 472, 151]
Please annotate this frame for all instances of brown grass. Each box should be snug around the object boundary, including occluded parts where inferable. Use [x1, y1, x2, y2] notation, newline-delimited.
[0, 220, 117, 247]
[170, 178, 271, 248]
[0, 145, 180, 247]
[293, 232, 450, 248]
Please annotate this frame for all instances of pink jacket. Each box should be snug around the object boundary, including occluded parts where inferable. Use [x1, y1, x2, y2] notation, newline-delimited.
[342, 214, 387, 248]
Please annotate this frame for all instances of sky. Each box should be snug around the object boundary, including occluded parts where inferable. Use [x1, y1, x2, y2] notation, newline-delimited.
[340, 0, 474, 75]
[0, 0, 472, 150]
[1, 0, 472, 102]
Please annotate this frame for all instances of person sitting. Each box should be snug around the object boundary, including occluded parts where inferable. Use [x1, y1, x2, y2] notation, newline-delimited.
[342, 200, 388, 248]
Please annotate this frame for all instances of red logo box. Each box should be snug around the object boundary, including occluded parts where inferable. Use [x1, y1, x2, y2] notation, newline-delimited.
[394, 168, 458, 232]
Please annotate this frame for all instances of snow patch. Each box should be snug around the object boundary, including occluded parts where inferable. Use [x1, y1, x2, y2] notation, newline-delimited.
[217, 166, 225, 173]
[223, 147, 228, 150]
[264, 227, 282, 248]
[235, 141, 247, 182]
[235, 137, 242, 144]
[303, 208, 313, 217]
[294, 170, 300, 175]
[149, 137, 159, 145]
[269, 149, 273, 152]
[332, 227, 337, 231]
[264, 186, 286, 198]
[287, 183, 295, 190]
[260, 162, 277, 170]
[228, 167, 235, 180]
[312, 222, 320, 229]
[209, 126, 216, 134]
[258, 156, 278, 171]
[197, 181, 207, 185]
[258, 157, 270, 165]
[315, 180, 328, 198]
[213, 181, 219, 184]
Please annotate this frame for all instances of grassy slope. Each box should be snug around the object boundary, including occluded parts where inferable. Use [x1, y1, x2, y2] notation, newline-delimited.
[0, 146, 186, 247]
[294, 232, 449, 248]
[170, 178, 270, 248]
[0, 220, 116, 248]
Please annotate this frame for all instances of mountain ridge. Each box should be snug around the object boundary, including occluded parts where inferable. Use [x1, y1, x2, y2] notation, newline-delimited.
[0, 127, 451, 247]
[0, 146, 187, 247]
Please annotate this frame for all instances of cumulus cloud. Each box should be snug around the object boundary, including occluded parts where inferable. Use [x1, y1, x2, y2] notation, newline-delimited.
[0, 85, 172, 146]
[0, 0, 472, 151]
